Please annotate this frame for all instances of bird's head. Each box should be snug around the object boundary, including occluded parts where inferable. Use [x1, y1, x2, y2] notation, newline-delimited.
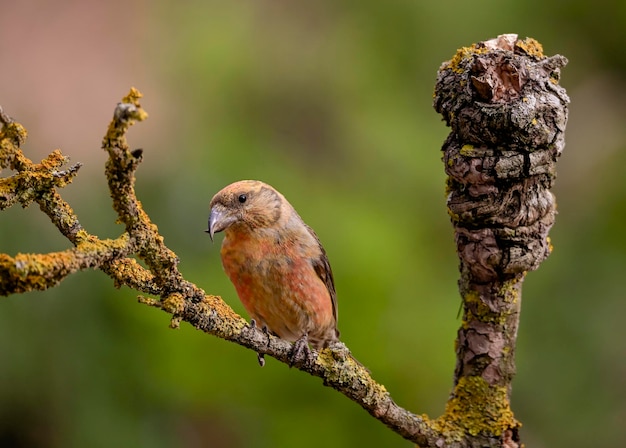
[207, 180, 284, 241]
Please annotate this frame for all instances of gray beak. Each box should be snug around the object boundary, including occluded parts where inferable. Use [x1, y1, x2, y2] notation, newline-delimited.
[206, 205, 235, 241]
[206, 208, 219, 241]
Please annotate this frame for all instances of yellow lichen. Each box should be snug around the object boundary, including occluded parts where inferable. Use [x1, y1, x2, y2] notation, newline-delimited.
[546, 236, 554, 253]
[122, 87, 144, 106]
[170, 315, 182, 329]
[137, 295, 159, 306]
[464, 290, 490, 316]
[1, 122, 28, 145]
[161, 292, 185, 315]
[460, 144, 475, 156]
[446, 207, 460, 223]
[462, 280, 522, 326]
[434, 376, 519, 439]
[317, 347, 336, 369]
[515, 37, 544, 59]
[444, 44, 490, 73]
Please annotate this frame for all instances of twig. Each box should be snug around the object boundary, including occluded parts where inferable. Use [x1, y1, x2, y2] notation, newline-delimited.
[0, 87, 440, 446]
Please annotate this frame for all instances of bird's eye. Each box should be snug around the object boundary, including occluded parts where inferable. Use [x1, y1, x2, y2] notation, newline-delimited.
[238, 194, 247, 204]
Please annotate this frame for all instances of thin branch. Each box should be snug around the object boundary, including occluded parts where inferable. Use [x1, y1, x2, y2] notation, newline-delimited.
[0, 88, 441, 447]
[0, 237, 129, 295]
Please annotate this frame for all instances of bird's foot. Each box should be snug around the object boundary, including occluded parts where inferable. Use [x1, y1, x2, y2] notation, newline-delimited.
[289, 334, 311, 367]
[261, 325, 271, 346]
[249, 319, 271, 367]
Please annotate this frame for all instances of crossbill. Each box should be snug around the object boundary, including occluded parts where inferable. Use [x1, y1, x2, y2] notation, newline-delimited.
[207, 180, 340, 364]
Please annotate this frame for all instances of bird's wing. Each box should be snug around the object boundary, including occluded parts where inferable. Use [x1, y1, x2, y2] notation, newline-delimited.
[306, 224, 338, 325]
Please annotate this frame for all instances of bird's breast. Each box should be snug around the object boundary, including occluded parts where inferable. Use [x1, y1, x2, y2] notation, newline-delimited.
[219, 227, 334, 341]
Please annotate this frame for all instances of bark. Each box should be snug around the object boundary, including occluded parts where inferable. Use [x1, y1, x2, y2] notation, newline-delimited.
[432, 33, 569, 446]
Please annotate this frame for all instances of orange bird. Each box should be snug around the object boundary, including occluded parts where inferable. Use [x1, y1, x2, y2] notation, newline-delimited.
[208, 180, 339, 365]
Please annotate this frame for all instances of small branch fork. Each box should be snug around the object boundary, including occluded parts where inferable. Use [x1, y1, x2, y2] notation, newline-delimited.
[0, 33, 568, 448]
[0, 89, 437, 446]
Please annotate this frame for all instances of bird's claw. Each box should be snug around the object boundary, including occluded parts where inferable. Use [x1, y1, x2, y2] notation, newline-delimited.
[249, 319, 271, 367]
[289, 334, 311, 367]
[258, 323, 271, 345]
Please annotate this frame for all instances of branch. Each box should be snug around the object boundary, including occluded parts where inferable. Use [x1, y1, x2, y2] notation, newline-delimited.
[433, 34, 568, 446]
[0, 89, 439, 446]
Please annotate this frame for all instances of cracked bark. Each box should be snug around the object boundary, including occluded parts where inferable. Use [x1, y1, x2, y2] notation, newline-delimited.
[433, 34, 569, 446]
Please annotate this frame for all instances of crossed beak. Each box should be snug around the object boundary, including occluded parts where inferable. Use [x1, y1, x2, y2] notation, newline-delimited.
[206, 205, 236, 241]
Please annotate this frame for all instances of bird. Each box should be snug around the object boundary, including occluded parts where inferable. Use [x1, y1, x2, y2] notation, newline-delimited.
[207, 180, 340, 366]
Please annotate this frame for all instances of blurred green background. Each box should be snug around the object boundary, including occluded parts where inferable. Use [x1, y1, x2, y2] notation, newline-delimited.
[1, 1, 624, 447]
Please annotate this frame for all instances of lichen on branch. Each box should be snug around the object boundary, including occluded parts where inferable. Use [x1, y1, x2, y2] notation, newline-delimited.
[0, 88, 440, 446]
[433, 34, 568, 447]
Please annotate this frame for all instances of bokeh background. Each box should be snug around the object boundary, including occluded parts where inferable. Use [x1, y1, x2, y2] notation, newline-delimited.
[1, 1, 624, 447]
